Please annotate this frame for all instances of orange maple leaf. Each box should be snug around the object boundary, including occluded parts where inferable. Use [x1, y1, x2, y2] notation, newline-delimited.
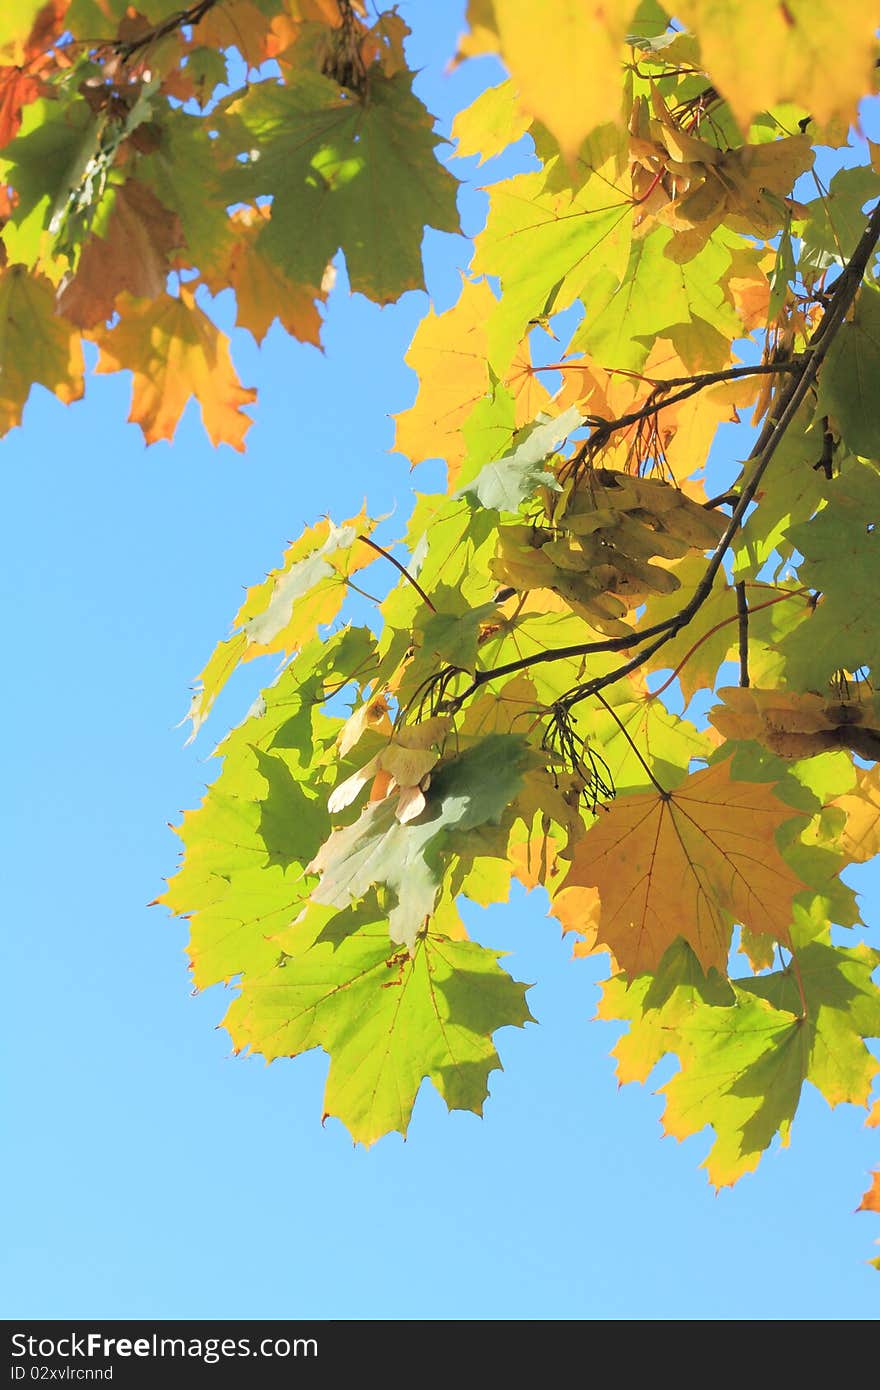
[201, 205, 326, 347]
[560, 759, 806, 975]
[0, 65, 41, 145]
[93, 289, 256, 450]
[858, 1171, 880, 1214]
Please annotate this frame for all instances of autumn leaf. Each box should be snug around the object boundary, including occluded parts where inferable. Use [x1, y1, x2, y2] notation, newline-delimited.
[200, 205, 327, 347]
[464, 0, 638, 162]
[832, 764, 880, 864]
[227, 69, 459, 304]
[93, 288, 256, 449]
[672, 0, 878, 133]
[223, 903, 534, 1145]
[0, 262, 83, 434]
[56, 179, 183, 329]
[393, 278, 497, 480]
[561, 759, 807, 975]
[187, 510, 379, 735]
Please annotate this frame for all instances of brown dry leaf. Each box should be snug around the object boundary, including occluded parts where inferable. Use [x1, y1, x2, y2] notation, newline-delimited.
[57, 180, 183, 329]
[93, 289, 256, 450]
[709, 687, 879, 761]
[560, 758, 806, 975]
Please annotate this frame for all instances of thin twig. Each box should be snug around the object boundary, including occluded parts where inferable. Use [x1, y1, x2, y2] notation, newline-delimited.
[562, 360, 802, 475]
[116, 0, 220, 58]
[357, 535, 436, 612]
[735, 581, 750, 687]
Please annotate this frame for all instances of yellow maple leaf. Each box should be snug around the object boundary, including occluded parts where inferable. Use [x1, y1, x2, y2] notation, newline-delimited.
[674, 0, 877, 134]
[473, 0, 638, 162]
[832, 764, 880, 865]
[0, 264, 83, 436]
[394, 278, 496, 480]
[560, 759, 807, 975]
[93, 289, 256, 450]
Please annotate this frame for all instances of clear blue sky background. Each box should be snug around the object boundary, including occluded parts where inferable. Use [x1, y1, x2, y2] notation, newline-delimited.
[3, 2, 878, 1320]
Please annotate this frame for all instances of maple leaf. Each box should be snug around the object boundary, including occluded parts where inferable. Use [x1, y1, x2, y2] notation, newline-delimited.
[200, 205, 326, 347]
[601, 930, 880, 1187]
[0, 262, 83, 434]
[93, 288, 256, 449]
[56, 179, 183, 329]
[859, 1171, 880, 1214]
[831, 764, 880, 865]
[456, 407, 578, 512]
[776, 465, 880, 690]
[223, 903, 534, 1146]
[160, 627, 376, 990]
[692, 2, 876, 133]
[451, 79, 530, 164]
[818, 284, 880, 459]
[187, 510, 379, 735]
[311, 734, 530, 949]
[227, 69, 459, 304]
[393, 278, 497, 480]
[465, 0, 637, 163]
[561, 759, 807, 975]
[0, 64, 42, 147]
[472, 162, 632, 374]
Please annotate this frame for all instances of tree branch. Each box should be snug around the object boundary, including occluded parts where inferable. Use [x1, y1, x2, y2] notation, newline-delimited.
[563, 359, 803, 469]
[115, 0, 221, 59]
[438, 199, 880, 716]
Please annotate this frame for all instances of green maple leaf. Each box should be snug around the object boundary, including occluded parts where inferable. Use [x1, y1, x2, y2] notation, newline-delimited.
[472, 162, 631, 374]
[740, 933, 880, 1110]
[223, 902, 534, 1145]
[412, 585, 499, 676]
[227, 70, 459, 304]
[456, 407, 577, 512]
[818, 284, 880, 459]
[800, 166, 880, 273]
[777, 463, 880, 688]
[311, 734, 531, 949]
[138, 106, 233, 276]
[159, 629, 375, 989]
[600, 928, 880, 1188]
[568, 227, 740, 372]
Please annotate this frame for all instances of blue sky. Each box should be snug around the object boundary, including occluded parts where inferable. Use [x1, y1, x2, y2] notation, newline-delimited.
[2, 2, 878, 1320]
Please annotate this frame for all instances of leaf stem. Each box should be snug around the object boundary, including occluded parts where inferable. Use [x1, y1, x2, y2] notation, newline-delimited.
[357, 535, 437, 612]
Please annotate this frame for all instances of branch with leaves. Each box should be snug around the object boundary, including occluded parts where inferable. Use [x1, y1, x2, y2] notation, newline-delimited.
[2, 0, 879, 1265]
